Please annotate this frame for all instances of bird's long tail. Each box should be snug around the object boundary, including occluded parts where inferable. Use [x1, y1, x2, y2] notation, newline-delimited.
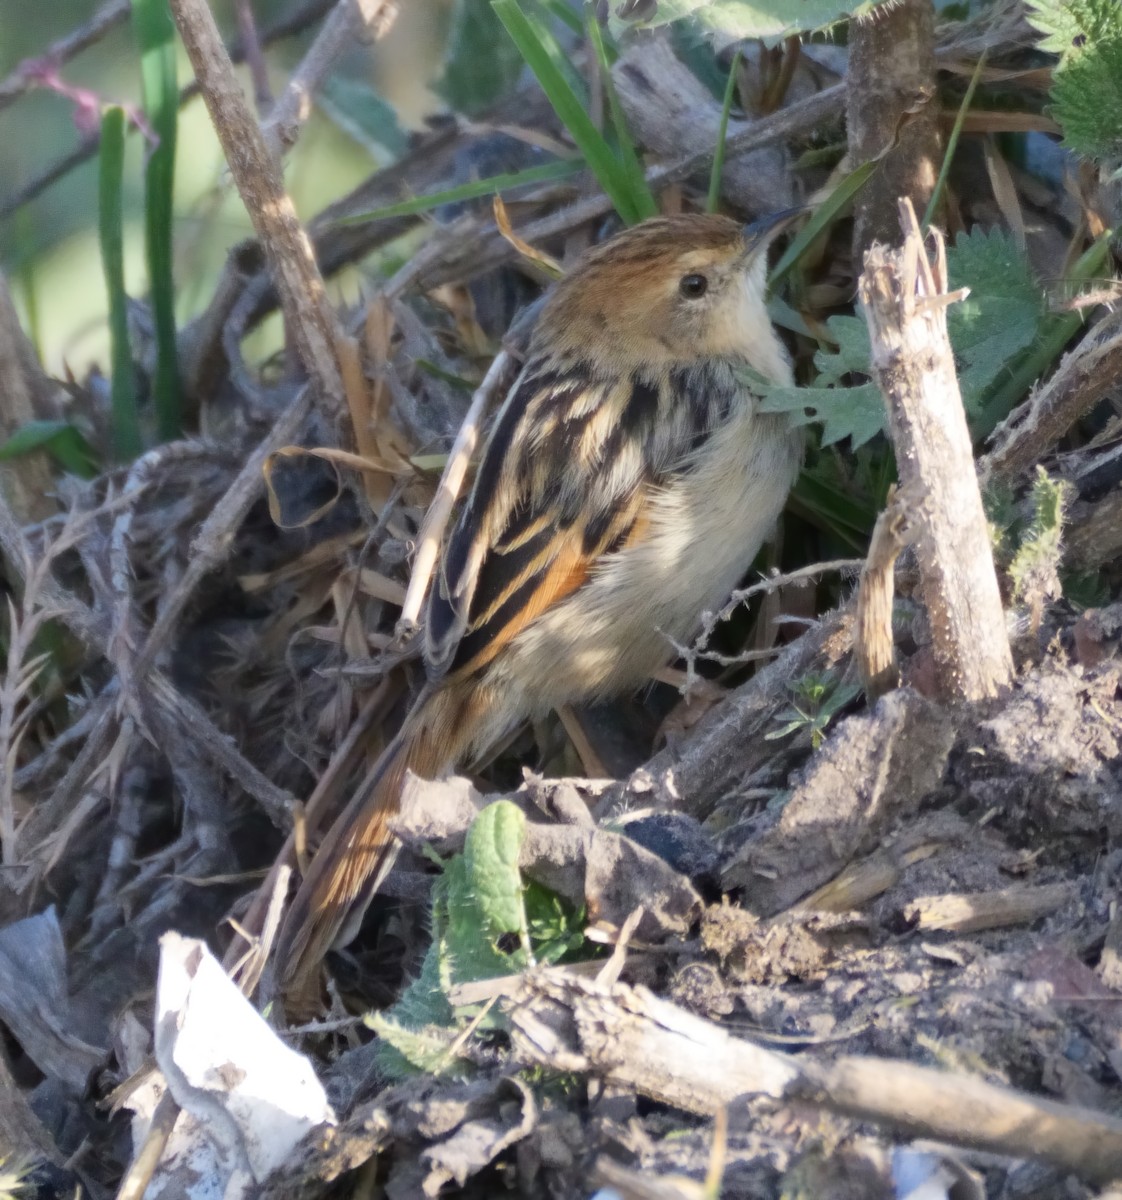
[276, 679, 488, 1007]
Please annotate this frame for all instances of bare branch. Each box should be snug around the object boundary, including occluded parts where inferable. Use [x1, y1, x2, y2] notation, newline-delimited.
[168, 0, 347, 431]
[261, 0, 399, 158]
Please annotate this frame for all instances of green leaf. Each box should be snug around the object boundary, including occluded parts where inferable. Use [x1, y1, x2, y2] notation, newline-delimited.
[610, 0, 895, 45]
[0, 421, 98, 478]
[1051, 38, 1122, 162]
[1026, 0, 1122, 163]
[761, 230, 1046, 451]
[318, 75, 408, 157]
[133, 0, 182, 442]
[367, 1013, 472, 1077]
[439, 0, 526, 115]
[98, 106, 142, 461]
[586, 7, 658, 221]
[756, 315, 887, 449]
[1026, 0, 1120, 55]
[707, 49, 742, 213]
[945, 227, 1045, 423]
[461, 799, 528, 943]
[1008, 467, 1069, 604]
[760, 381, 886, 449]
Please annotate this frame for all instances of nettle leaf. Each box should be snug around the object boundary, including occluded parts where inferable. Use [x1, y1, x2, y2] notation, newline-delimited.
[373, 801, 530, 1079]
[946, 227, 1045, 422]
[1026, 0, 1122, 163]
[758, 230, 1044, 449]
[439, 0, 525, 114]
[1026, 0, 1121, 56]
[756, 315, 886, 449]
[611, 0, 894, 42]
[1051, 38, 1122, 162]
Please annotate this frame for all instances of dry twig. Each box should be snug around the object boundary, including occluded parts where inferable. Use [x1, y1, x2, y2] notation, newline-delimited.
[169, 0, 347, 426]
[509, 971, 1122, 1183]
[261, 0, 399, 158]
[0, 0, 336, 221]
[983, 307, 1122, 484]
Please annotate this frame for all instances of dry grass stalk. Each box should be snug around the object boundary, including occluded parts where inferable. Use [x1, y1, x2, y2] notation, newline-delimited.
[904, 882, 1074, 933]
[223, 683, 393, 981]
[856, 484, 917, 700]
[0, 275, 59, 525]
[983, 306, 1122, 484]
[859, 199, 1012, 701]
[396, 349, 515, 639]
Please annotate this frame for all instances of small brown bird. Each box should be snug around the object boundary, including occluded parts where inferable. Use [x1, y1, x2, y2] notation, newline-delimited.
[277, 210, 804, 1000]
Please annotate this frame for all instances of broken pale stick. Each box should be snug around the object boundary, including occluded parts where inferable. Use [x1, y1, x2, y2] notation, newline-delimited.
[859, 199, 1012, 701]
[856, 483, 917, 701]
[507, 971, 1122, 1183]
[903, 882, 1073, 934]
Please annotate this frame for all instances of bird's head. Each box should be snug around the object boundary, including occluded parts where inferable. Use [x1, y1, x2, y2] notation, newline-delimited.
[538, 211, 802, 373]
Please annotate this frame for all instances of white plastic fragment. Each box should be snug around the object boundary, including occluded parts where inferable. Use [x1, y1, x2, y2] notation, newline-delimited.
[144, 932, 334, 1199]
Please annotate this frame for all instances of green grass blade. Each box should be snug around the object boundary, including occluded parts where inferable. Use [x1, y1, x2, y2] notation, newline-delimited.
[707, 49, 742, 213]
[492, 0, 644, 224]
[337, 157, 585, 225]
[922, 52, 986, 232]
[790, 470, 877, 547]
[769, 157, 878, 287]
[521, 0, 589, 101]
[585, 7, 657, 220]
[98, 106, 143, 461]
[134, 0, 181, 441]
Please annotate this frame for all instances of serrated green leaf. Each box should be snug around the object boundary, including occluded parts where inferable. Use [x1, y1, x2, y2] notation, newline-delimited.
[1025, 0, 1121, 55]
[755, 314, 887, 450]
[439, 0, 526, 114]
[759, 382, 886, 449]
[1051, 37, 1122, 161]
[610, 0, 893, 44]
[945, 227, 1045, 420]
[367, 1012, 472, 1077]
[1026, 0, 1122, 163]
[758, 231, 1044, 451]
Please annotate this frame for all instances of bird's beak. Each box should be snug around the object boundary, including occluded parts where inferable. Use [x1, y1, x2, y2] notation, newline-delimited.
[742, 206, 808, 254]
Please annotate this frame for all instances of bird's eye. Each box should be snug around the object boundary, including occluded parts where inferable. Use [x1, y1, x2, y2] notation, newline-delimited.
[679, 273, 708, 299]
